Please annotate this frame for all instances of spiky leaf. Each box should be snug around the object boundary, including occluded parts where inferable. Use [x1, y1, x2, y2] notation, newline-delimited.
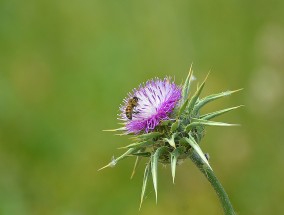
[170, 147, 183, 183]
[193, 89, 243, 114]
[159, 119, 174, 126]
[181, 65, 193, 105]
[98, 148, 139, 171]
[164, 133, 177, 148]
[184, 135, 212, 170]
[178, 99, 189, 117]
[185, 118, 239, 132]
[179, 137, 190, 147]
[136, 132, 162, 141]
[151, 146, 168, 203]
[103, 127, 127, 132]
[201, 105, 243, 120]
[171, 120, 180, 133]
[132, 152, 151, 157]
[140, 162, 151, 209]
[187, 73, 209, 115]
[119, 141, 154, 149]
[131, 155, 142, 179]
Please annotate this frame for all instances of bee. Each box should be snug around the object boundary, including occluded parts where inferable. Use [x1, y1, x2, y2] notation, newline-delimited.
[125, 96, 139, 120]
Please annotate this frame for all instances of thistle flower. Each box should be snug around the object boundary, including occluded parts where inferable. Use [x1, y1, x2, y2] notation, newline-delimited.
[100, 67, 242, 214]
[118, 78, 181, 134]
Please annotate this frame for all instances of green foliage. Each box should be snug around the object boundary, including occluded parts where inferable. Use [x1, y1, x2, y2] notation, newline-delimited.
[180, 65, 194, 107]
[119, 141, 153, 149]
[185, 118, 239, 132]
[170, 120, 180, 133]
[151, 146, 168, 203]
[184, 135, 212, 170]
[140, 162, 151, 209]
[170, 147, 184, 184]
[136, 132, 163, 140]
[201, 105, 244, 120]
[164, 133, 177, 148]
[192, 89, 243, 114]
[131, 155, 143, 179]
[101, 72, 242, 207]
[186, 73, 209, 115]
[98, 148, 140, 171]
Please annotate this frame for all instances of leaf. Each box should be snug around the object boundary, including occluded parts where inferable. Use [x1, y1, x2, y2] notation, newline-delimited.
[103, 127, 126, 132]
[118, 141, 153, 149]
[98, 148, 139, 171]
[192, 89, 243, 113]
[187, 73, 209, 115]
[201, 105, 244, 120]
[178, 99, 189, 117]
[131, 148, 146, 179]
[164, 133, 177, 148]
[179, 137, 190, 147]
[136, 132, 162, 140]
[159, 119, 174, 126]
[181, 64, 194, 104]
[185, 118, 239, 132]
[151, 146, 168, 203]
[130, 156, 142, 179]
[139, 162, 151, 210]
[131, 152, 151, 157]
[170, 147, 183, 184]
[184, 135, 212, 170]
[177, 65, 195, 117]
[170, 120, 180, 133]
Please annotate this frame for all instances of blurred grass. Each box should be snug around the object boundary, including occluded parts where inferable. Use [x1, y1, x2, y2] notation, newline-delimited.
[1, 0, 284, 214]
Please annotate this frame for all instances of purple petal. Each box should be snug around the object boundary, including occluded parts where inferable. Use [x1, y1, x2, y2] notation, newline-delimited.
[119, 77, 182, 134]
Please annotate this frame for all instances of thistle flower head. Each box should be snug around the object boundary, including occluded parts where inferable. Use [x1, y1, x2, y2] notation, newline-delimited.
[119, 78, 181, 133]
[101, 68, 242, 209]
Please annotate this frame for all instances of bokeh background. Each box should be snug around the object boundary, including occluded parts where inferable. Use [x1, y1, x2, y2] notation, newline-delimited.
[1, 0, 284, 214]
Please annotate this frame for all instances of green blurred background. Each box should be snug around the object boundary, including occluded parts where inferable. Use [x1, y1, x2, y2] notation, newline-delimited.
[1, 0, 284, 214]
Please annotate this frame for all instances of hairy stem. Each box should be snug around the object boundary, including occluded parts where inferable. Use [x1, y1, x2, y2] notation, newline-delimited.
[190, 152, 236, 215]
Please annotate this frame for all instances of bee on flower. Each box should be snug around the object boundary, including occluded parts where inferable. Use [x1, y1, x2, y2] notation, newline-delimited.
[119, 77, 182, 133]
[100, 67, 242, 214]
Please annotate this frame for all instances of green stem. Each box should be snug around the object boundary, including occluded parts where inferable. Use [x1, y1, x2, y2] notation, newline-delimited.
[190, 152, 236, 215]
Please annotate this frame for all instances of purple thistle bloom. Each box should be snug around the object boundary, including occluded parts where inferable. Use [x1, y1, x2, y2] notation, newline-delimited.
[119, 78, 182, 134]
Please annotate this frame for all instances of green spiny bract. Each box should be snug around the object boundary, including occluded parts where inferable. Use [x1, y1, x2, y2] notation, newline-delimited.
[100, 68, 242, 208]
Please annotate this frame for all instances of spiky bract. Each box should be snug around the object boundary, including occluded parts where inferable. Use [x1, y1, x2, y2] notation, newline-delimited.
[101, 68, 242, 208]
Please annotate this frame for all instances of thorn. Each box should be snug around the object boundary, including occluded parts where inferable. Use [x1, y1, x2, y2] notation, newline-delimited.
[97, 165, 109, 171]
[139, 199, 144, 211]
[97, 156, 117, 171]
[230, 88, 244, 94]
[103, 128, 125, 132]
[188, 63, 193, 76]
[203, 71, 211, 84]
[114, 133, 127, 136]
